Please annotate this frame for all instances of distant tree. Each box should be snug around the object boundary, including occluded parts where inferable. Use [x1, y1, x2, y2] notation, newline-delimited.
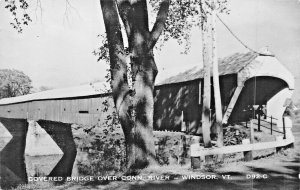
[0, 69, 32, 98]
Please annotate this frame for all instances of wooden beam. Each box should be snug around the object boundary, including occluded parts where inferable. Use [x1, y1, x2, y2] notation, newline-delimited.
[244, 119, 254, 161]
[222, 85, 244, 124]
[191, 137, 294, 157]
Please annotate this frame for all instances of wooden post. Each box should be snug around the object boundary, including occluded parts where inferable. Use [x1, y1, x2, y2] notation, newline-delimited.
[181, 111, 186, 132]
[196, 81, 202, 135]
[198, 81, 202, 105]
[190, 136, 201, 169]
[270, 116, 273, 135]
[191, 156, 201, 169]
[258, 114, 261, 132]
[244, 119, 253, 161]
[179, 135, 187, 165]
[283, 117, 286, 139]
[250, 119, 254, 143]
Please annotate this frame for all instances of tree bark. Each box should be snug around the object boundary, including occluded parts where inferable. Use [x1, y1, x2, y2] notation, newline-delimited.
[200, 2, 212, 148]
[211, 0, 223, 147]
[127, 52, 158, 169]
[123, 0, 168, 170]
[212, 0, 224, 160]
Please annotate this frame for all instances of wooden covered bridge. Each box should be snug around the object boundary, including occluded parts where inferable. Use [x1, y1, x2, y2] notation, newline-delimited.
[154, 50, 294, 132]
[0, 50, 295, 182]
[0, 50, 295, 130]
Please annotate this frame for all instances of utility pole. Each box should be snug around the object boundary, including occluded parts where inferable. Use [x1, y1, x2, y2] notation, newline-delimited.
[212, 0, 224, 152]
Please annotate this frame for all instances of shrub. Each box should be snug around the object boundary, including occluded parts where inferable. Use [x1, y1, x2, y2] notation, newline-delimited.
[223, 127, 247, 146]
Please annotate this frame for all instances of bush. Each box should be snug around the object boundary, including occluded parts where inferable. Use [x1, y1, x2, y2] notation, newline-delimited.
[223, 126, 247, 146]
[154, 132, 188, 166]
[72, 97, 126, 176]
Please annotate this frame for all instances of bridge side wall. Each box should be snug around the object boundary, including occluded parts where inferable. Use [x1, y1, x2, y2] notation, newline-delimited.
[0, 74, 238, 133]
[0, 96, 114, 126]
[154, 74, 237, 133]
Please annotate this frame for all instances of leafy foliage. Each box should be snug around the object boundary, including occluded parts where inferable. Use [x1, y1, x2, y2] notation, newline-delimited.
[150, 0, 229, 53]
[155, 134, 186, 165]
[149, 0, 200, 53]
[0, 69, 32, 98]
[93, 34, 133, 90]
[223, 127, 247, 146]
[72, 97, 126, 175]
[3, 0, 32, 33]
[93, 34, 110, 63]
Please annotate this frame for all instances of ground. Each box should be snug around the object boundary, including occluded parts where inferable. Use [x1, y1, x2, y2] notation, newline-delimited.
[13, 125, 300, 190]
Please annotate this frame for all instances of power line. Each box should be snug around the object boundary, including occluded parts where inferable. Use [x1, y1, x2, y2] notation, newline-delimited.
[216, 14, 262, 112]
[216, 14, 269, 56]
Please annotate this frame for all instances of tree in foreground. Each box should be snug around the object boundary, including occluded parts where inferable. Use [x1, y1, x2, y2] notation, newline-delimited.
[0, 69, 32, 98]
[100, 0, 171, 172]
[99, 0, 228, 171]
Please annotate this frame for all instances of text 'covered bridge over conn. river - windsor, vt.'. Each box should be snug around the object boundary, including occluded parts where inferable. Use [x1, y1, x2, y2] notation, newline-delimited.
[0, 49, 296, 178]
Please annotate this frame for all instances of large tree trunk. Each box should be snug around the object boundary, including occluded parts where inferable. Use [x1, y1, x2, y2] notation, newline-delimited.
[127, 52, 158, 169]
[100, 0, 169, 171]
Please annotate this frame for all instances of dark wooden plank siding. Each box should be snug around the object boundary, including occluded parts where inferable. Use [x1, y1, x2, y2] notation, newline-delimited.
[154, 74, 237, 133]
[154, 80, 201, 133]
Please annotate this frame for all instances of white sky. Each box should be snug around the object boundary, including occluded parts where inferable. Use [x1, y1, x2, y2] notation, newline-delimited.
[0, 0, 300, 99]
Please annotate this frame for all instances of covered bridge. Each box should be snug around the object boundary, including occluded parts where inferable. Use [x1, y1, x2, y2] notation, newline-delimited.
[0, 50, 295, 135]
[154, 50, 294, 133]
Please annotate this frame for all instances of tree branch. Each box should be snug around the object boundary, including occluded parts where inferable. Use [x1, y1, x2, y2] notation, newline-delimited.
[100, 0, 124, 49]
[116, 0, 132, 38]
[149, 0, 170, 49]
[130, 0, 149, 33]
[100, 0, 131, 114]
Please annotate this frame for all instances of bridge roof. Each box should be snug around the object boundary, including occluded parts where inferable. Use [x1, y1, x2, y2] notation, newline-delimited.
[157, 51, 259, 85]
[0, 82, 108, 105]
